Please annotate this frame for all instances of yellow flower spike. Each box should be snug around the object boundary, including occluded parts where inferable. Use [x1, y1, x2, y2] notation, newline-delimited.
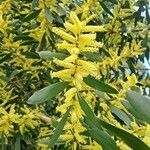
[69, 48, 80, 55]
[78, 34, 96, 49]
[64, 87, 77, 98]
[64, 21, 78, 35]
[51, 69, 74, 81]
[116, 140, 131, 150]
[70, 111, 78, 124]
[73, 101, 83, 119]
[60, 134, 74, 141]
[52, 27, 76, 43]
[84, 14, 97, 24]
[64, 123, 74, 130]
[69, 11, 81, 27]
[143, 125, 150, 147]
[0, 105, 20, 143]
[74, 132, 86, 143]
[18, 105, 39, 135]
[77, 60, 99, 76]
[64, 54, 78, 63]
[57, 41, 75, 50]
[81, 6, 90, 20]
[53, 59, 76, 69]
[82, 25, 106, 32]
[56, 102, 72, 113]
[100, 102, 109, 111]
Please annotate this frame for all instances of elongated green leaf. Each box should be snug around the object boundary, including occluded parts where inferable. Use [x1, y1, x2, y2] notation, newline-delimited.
[38, 51, 67, 60]
[110, 105, 132, 126]
[36, 33, 46, 52]
[13, 35, 35, 41]
[40, 108, 70, 148]
[83, 75, 118, 94]
[108, 0, 118, 4]
[45, 6, 53, 23]
[122, 101, 145, 122]
[81, 52, 102, 62]
[79, 95, 150, 150]
[0, 53, 11, 63]
[146, 5, 150, 23]
[14, 135, 21, 150]
[87, 129, 120, 150]
[27, 82, 69, 104]
[99, 1, 114, 17]
[23, 9, 41, 22]
[57, 5, 67, 16]
[31, 0, 38, 10]
[79, 95, 120, 150]
[126, 91, 150, 123]
[78, 93, 95, 122]
[96, 119, 150, 150]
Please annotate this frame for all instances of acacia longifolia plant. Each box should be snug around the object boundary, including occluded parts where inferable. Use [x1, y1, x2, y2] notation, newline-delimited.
[0, 0, 150, 149]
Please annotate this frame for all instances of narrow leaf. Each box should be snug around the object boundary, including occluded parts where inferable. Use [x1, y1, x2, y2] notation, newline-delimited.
[23, 9, 41, 22]
[14, 135, 21, 150]
[40, 108, 70, 148]
[83, 75, 118, 94]
[96, 119, 150, 150]
[79, 95, 150, 150]
[27, 82, 69, 104]
[122, 101, 145, 122]
[110, 105, 132, 126]
[45, 6, 53, 23]
[36, 33, 46, 52]
[78, 93, 95, 122]
[99, 1, 114, 17]
[79, 98, 119, 150]
[108, 0, 118, 4]
[87, 129, 120, 150]
[38, 51, 67, 60]
[81, 52, 102, 62]
[126, 91, 150, 123]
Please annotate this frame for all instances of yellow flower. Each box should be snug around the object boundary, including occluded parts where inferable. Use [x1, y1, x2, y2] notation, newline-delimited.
[0, 104, 20, 143]
[18, 105, 39, 135]
[52, 27, 76, 43]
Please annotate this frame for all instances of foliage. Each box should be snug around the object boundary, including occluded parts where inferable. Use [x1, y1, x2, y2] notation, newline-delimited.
[0, 0, 150, 149]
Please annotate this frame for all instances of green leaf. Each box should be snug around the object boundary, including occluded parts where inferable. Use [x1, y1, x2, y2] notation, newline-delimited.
[53, 12, 64, 25]
[45, 6, 53, 23]
[126, 91, 150, 123]
[79, 94, 150, 150]
[110, 105, 132, 126]
[99, 1, 114, 17]
[86, 129, 120, 150]
[108, 0, 118, 4]
[38, 51, 67, 60]
[27, 82, 69, 104]
[146, 5, 150, 23]
[57, 5, 67, 16]
[77, 93, 96, 123]
[83, 75, 118, 94]
[122, 101, 145, 122]
[79, 96, 119, 150]
[0, 53, 11, 63]
[23, 9, 41, 22]
[36, 32, 47, 52]
[39, 108, 70, 148]
[14, 135, 21, 150]
[13, 35, 35, 41]
[31, 0, 38, 10]
[96, 119, 150, 150]
[81, 52, 102, 62]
